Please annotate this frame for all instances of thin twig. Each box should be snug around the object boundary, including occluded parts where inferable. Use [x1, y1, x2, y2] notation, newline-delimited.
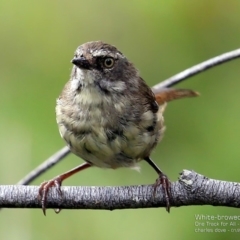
[152, 48, 240, 90]
[17, 146, 70, 185]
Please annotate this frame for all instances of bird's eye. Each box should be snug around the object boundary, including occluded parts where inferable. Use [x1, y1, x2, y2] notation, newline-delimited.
[103, 57, 115, 68]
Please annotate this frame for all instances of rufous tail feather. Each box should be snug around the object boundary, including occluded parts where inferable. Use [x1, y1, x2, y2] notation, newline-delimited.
[152, 88, 199, 105]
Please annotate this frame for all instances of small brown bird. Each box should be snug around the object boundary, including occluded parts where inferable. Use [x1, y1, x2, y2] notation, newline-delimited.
[39, 41, 198, 214]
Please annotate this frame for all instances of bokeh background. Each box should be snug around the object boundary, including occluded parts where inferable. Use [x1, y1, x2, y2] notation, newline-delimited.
[1, 1, 240, 239]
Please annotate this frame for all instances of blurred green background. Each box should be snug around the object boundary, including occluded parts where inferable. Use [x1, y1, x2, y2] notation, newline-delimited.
[1, 0, 240, 239]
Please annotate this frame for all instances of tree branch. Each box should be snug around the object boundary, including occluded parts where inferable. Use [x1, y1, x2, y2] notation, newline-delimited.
[2, 170, 240, 212]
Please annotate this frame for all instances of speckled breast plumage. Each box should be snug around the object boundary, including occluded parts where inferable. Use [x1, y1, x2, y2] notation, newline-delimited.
[56, 71, 165, 170]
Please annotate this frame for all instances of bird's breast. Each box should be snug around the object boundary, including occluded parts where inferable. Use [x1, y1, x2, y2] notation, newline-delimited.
[56, 86, 165, 169]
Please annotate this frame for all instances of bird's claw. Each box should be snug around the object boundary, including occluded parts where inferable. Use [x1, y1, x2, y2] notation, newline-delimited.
[38, 176, 63, 215]
[153, 173, 171, 212]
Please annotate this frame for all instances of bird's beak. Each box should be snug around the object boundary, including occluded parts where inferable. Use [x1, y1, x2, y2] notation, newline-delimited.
[71, 56, 91, 70]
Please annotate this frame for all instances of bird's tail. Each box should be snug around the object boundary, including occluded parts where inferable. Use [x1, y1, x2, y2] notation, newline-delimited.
[152, 87, 199, 105]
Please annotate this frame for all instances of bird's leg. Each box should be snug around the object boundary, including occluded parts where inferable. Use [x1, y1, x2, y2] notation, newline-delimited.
[144, 157, 171, 212]
[38, 162, 92, 215]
